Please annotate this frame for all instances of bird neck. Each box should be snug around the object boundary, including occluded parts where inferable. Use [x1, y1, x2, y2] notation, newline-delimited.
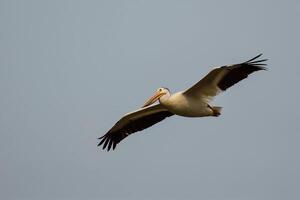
[159, 92, 171, 105]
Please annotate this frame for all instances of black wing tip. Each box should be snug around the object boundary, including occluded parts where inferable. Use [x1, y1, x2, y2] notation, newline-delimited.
[245, 53, 263, 62]
[217, 54, 268, 91]
[245, 53, 268, 63]
[244, 53, 268, 70]
[97, 135, 117, 151]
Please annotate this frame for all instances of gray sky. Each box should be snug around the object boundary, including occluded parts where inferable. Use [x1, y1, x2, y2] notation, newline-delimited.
[1, 0, 300, 200]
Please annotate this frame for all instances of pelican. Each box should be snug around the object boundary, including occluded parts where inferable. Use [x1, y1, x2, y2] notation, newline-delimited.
[98, 54, 267, 151]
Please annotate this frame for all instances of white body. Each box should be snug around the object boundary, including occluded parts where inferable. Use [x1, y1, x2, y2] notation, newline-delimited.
[159, 91, 213, 117]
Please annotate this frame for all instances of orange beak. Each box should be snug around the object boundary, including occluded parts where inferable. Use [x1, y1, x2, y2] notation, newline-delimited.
[142, 91, 166, 107]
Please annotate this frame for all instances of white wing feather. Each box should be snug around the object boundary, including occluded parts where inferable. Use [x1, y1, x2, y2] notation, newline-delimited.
[184, 67, 228, 103]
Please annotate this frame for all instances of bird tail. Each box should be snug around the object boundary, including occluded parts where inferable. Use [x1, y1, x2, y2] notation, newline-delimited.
[212, 106, 222, 117]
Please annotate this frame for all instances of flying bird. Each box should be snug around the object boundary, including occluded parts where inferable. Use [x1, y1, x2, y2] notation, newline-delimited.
[98, 54, 267, 151]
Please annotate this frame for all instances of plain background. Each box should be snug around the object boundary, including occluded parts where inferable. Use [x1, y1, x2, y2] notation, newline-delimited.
[1, 1, 299, 200]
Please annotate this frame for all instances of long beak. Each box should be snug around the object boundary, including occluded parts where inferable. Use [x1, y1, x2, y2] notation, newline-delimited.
[142, 91, 166, 107]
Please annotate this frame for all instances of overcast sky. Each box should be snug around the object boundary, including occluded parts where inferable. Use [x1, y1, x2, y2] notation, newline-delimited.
[1, 1, 300, 200]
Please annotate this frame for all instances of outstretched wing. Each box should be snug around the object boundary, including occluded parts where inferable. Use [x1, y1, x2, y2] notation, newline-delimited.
[98, 104, 174, 151]
[183, 54, 267, 102]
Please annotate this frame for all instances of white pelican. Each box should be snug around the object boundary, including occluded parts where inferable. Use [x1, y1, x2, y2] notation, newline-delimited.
[98, 54, 267, 151]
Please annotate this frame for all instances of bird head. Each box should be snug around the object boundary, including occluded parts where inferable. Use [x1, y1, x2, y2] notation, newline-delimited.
[142, 87, 170, 107]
